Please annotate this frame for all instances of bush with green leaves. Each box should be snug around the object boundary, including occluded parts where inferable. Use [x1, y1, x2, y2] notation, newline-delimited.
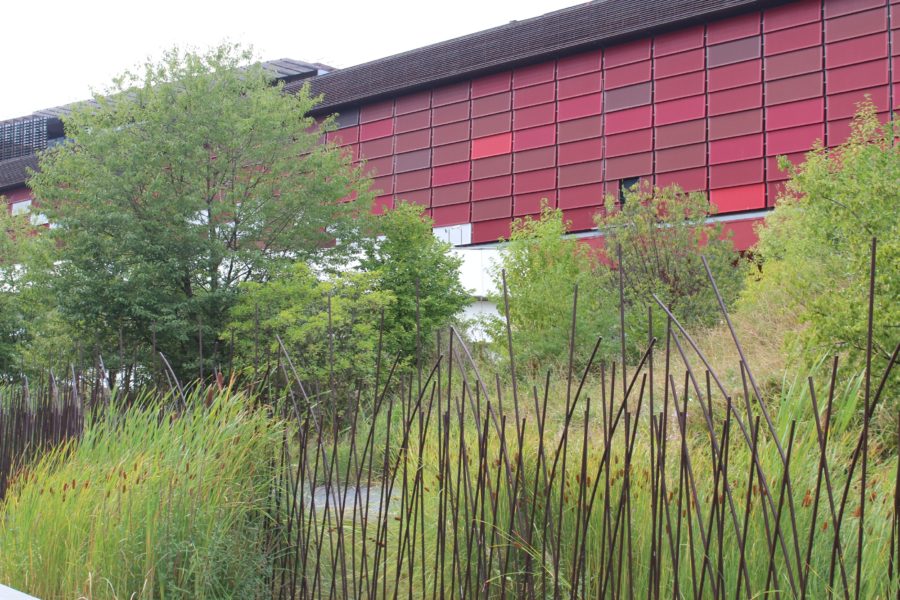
[489, 204, 618, 372]
[359, 201, 470, 364]
[227, 263, 393, 401]
[596, 182, 744, 345]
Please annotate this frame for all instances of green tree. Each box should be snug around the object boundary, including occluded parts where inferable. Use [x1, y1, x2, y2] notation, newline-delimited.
[359, 201, 470, 363]
[227, 263, 393, 405]
[27, 44, 372, 383]
[490, 204, 618, 372]
[742, 101, 899, 373]
[596, 182, 743, 344]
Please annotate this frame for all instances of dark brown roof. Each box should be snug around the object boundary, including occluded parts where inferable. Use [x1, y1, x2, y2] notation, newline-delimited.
[296, 0, 778, 114]
[0, 155, 38, 193]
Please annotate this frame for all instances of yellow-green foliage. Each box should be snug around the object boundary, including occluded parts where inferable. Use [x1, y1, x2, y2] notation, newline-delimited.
[0, 391, 282, 599]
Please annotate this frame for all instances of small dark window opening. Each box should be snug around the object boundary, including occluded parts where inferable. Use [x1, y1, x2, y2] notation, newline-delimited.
[619, 177, 640, 204]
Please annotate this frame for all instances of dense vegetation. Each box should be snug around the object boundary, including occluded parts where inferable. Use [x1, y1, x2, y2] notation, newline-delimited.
[0, 44, 896, 598]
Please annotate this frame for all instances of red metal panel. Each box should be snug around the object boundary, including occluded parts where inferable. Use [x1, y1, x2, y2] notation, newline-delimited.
[766, 72, 823, 105]
[514, 103, 555, 130]
[708, 108, 763, 140]
[707, 37, 762, 69]
[710, 183, 766, 213]
[399, 188, 431, 208]
[433, 141, 470, 166]
[826, 33, 889, 69]
[514, 61, 555, 88]
[432, 182, 470, 206]
[432, 82, 470, 107]
[563, 206, 602, 231]
[364, 155, 394, 177]
[655, 166, 707, 191]
[432, 203, 470, 226]
[432, 121, 470, 146]
[654, 25, 705, 57]
[471, 132, 512, 159]
[826, 59, 889, 94]
[710, 158, 764, 189]
[432, 101, 469, 126]
[514, 190, 557, 215]
[766, 47, 822, 80]
[709, 59, 762, 92]
[709, 83, 762, 115]
[655, 48, 705, 78]
[605, 60, 651, 89]
[827, 117, 854, 144]
[557, 72, 603, 99]
[655, 71, 705, 102]
[395, 110, 431, 134]
[514, 167, 556, 194]
[395, 91, 431, 115]
[764, 0, 821, 32]
[472, 112, 512, 138]
[558, 93, 602, 121]
[360, 136, 394, 159]
[825, 8, 888, 44]
[605, 105, 652, 134]
[514, 146, 556, 172]
[605, 38, 651, 67]
[558, 138, 603, 165]
[766, 151, 806, 181]
[606, 128, 652, 158]
[767, 180, 787, 204]
[558, 183, 604, 209]
[655, 95, 705, 125]
[766, 97, 824, 130]
[371, 195, 394, 215]
[471, 218, 511, 244]
[709, 133, 763, 164]
[360, 117, 393, 141]
[513, 124, 556, 151]
[827, 85, 890, 118]
[472, 71, 512, 98]
[605, 152, 652, 179]
[395, 129, 430, 153]
[767, 123, 824, 155]
[605, 83, 651, 112]
[472, 92, 512, 117]
[473, 154, 512, 180]
[371, 175, 393, 196]
[472, 175, 512, 200]
[707, 12, 761, 44]
[360, 100, 393, 123]
[656, 119, 706, 149]
[558, 116, 603, 142]
[720, 217, 761, 251]
[472, 197, 512, 222]
[514, 82, 556, 108]
[765, 22, 822, 56]
[656, 142, 706, 172]
[341, 144, 360, 162]
[558, 160, 603, 188]
[557, 49, 602, 79]
[395, 169, 431, 193]
[326, 127, 359, 145]
[432, 162, 470, 186]
[395, 149, 431, 173]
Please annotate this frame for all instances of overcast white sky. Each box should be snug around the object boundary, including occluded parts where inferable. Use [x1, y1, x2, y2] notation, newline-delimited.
[1, 0, 583, 122]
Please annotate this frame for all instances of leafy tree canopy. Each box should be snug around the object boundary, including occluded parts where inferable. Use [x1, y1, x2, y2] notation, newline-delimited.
[26, 44, 373, 382]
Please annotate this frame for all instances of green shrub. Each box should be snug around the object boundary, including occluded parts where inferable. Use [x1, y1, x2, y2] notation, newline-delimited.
[742, 101, 899, 377]
[489, 204, 618, 372]
[0, 391, 281, 599]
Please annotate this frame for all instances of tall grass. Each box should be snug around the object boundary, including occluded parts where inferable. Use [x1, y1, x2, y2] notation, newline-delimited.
[0, 388, 282, 599]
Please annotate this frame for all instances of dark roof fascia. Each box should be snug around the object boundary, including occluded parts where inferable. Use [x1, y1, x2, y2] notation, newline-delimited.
[0, 155, 39, 194]
[303, 0, 787, 116]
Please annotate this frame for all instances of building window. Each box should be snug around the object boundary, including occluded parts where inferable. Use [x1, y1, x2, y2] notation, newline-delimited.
[619, 177, 640, 205]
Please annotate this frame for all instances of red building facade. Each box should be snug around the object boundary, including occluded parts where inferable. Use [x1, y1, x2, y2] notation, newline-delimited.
[308, 0, 898, 248]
